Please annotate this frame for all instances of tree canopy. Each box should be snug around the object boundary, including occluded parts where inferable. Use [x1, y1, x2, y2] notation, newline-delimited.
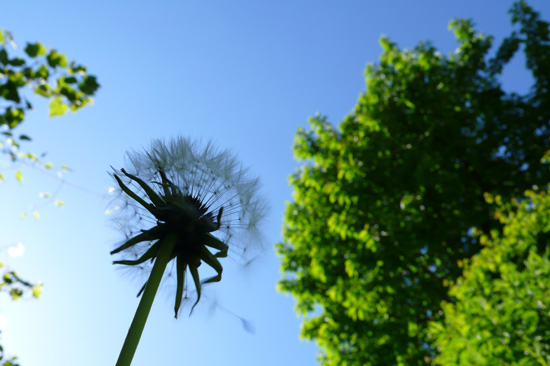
[277, 1, 550, 365]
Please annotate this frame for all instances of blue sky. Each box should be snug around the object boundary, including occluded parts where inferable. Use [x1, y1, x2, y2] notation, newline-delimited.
[0, 2, 549, 366]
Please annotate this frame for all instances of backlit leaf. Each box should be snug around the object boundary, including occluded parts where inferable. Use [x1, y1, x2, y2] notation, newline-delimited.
[15, 170, 22, 183]
[49, 96, 68, 117]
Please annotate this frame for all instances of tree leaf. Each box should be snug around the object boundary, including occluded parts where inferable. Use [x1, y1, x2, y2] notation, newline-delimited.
[32, 285, 42, 298]
[46, 49, 67, 68]
[15, 170, 22, 184]
[8, 57, 25, 67]
[78, 75, 100, 95]
[49, 96, 68, 117]
[24, 42, 47, 58]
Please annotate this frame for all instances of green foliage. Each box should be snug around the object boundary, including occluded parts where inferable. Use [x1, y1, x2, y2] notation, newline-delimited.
[0, 263, 41, 366]
[0, 263, 42, 301]
[430, 188, 550, 365]
[0, 345, 19, 366]
[0, 29, 97, 365]
[0, 28, 99, 168]
[277, 2, 550, 365]
[0, 29, 97, 202]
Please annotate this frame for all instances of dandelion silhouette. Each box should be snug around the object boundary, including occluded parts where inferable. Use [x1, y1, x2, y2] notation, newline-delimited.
[110, 136, 266, 366]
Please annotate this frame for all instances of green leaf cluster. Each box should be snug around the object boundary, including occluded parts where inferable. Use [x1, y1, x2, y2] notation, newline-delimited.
[0, 263, 42, 301]
[0, 263, 40, 366]
[0, 30, 99, 127]
[430, 188, 550, 365]
[277, 1, 550, 365]
[0, 29, 98, 189]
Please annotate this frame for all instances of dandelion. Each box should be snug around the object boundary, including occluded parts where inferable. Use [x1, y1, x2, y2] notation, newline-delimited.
[110, 136, 266, 366]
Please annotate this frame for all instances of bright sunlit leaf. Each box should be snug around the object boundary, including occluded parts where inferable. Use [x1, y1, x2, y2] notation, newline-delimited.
[49, 96, 68, 117]
[15, 170, 22, 183]
[32, 285, 43, 298]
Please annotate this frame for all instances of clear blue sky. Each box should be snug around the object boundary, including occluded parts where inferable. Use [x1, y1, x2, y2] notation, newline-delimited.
[0, 1, 549, 366]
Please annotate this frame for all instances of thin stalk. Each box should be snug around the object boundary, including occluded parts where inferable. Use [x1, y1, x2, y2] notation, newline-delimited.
[115, 233, 177, 366]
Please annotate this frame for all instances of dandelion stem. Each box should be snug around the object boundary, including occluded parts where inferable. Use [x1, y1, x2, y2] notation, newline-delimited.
[115, 233, 177, 366]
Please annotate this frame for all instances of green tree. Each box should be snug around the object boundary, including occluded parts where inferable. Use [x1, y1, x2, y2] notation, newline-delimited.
[0, 29, 99, 365]
[276, 2, 550, 365]
[429, 188, 550, 365]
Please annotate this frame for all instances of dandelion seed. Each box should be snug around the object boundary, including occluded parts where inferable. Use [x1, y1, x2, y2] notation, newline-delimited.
[110, 136, 267, 366]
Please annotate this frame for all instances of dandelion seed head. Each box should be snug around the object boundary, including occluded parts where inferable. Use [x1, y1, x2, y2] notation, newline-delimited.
[109, 136, 268, 316]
